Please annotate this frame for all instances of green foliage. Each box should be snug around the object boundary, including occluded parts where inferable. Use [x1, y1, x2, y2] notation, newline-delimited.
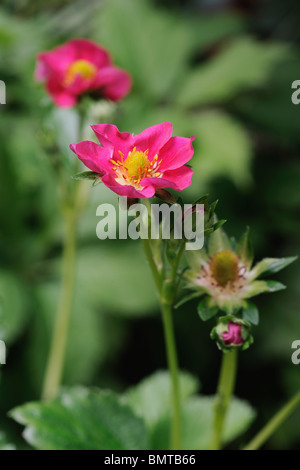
[123, 370, 200, 428]
[0, 0, 299, 451]
[10, 388, 149, 450]
[151, 396, 255, 450]
[177, 37, 286, 106]
[11, 374, 255, 450]
[0, 271, 28, 344]
[0, 431, 15, 450]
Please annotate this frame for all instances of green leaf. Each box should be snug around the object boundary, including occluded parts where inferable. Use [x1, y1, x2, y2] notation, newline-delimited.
[197, 298, 219, 322]
[178, 37, 286, 106]
[10, 388, 149, 450]
[187, 111, 253, 191]
[123, 370, 199, 430]
[208, 225, 232, 257]
[250, 256, 297, 280]
[244, 280, 286, 299]
[237, 227, 253, 268]
[94, 0, 192, 100]
[75, 245, 158, 316]
[234, 51, 300, 143]
[152, 396, 255, 450]
[242, 302, 259, 326]
[72, 171, 101, 181]
[187, 14, 245, 55]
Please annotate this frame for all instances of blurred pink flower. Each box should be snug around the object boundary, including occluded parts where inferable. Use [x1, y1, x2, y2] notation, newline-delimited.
[35, 39, 132, 107]
[70, 122, 194, 198]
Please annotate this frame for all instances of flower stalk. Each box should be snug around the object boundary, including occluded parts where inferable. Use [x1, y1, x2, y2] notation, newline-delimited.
[141, 200, 185, 450]
[244, 390, 300, 450]
[160, 295, 181, 450]
[42, 204, 78, 400]
[42, 110, 88, 400]
[211, 349, 238, 450]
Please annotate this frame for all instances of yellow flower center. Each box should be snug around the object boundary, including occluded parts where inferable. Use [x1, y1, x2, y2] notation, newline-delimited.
[210, 250, 239, 287]
[110, 148, 162, 189]
[65, 59, 97, 86]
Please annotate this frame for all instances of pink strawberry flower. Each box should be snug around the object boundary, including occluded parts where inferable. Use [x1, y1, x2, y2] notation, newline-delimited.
[70, 122, 194, 198]
[35, 39, 132, 107]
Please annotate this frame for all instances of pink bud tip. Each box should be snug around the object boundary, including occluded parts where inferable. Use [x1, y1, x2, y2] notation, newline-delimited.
[221, 322, 243, 346]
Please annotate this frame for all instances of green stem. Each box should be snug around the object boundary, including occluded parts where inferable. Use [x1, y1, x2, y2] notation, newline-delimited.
[141, 237, 161, 293]
[160, 298, 181, 450]
[211, 349, 238, 450]
[42, 206, 78, 400]
[140, 199, 183, 449]
[244, 390, 300, 450]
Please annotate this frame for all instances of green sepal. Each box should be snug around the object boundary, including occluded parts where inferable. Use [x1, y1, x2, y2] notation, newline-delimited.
[197, 297, 219, 321]
[208, 199, 218, 215]
[242, 302, 259, 325]
[250, 256, 297, 280]
[72, 171, 101, 181]
[174, 292, 204, 309]
[244, 280, 286, 299]
[237, 227, 253, 268]
[208, 226, 232, 257]
[212, 219, 227, 231]
[155, 189, 177, 204]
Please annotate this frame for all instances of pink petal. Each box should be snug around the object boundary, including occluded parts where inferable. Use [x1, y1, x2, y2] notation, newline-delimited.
[67, 38, 111, 67]
[51, 91, 77, 108]
[36, 43, 76, 76]
[141, 165, 194, 191]
[101, 173, 155, 199]
[133, 122, 173, 159]
[92, 66, 132, 101]
[45, 77, 77, 107]
[159, 136, 195, 171]
[91, 124, 134, 158]
[70, 141, 113, 173]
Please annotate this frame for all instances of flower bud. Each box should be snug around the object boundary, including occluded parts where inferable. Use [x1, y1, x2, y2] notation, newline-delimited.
[210, 316, 253, 352]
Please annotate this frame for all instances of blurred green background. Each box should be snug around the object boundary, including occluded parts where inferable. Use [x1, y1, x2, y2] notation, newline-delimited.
[0, 0, 300, 449]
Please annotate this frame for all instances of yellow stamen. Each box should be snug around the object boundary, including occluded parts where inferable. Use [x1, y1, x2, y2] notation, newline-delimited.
[111, 148, 163, 190]
[64, 59, 97, 86]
